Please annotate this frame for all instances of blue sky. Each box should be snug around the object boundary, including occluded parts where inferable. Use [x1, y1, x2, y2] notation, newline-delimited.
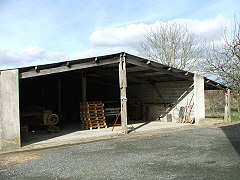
[0, 0, 239, 69]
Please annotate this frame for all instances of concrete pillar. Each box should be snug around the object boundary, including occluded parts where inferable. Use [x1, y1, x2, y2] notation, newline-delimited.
[224, 89, 231, 122]
[0, 69, 21, 150]
[81, 71, 87, 102]
[119, 54, 128, 135]
[194, 74, 205, 124]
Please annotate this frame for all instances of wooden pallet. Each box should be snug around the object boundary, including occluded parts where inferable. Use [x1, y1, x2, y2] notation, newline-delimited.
[81, 116, 106, 121]
[80, 113, 104, 116]
[80, 102, 104, 107]
[81, 119, 106, 124]
[80, 101, 103, 105]
[80, 110, 104, 114]
[81, 119, 106, 123]
[82, 123, 107, 130]
[80, 104, 104, 108]
[83, 120, 106, 125]
[80, 115, 105, 119]
[80, 101, 107, 130]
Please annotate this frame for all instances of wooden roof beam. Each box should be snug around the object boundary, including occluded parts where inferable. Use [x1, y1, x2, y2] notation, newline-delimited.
[92, 67, 149, 84]
[126, 57, 193, 81]
[19, 57, 119, 79]
[205, 80, 227, 92]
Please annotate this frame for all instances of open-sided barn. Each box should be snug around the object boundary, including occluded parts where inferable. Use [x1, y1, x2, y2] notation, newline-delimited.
[0, 52, 229, 151]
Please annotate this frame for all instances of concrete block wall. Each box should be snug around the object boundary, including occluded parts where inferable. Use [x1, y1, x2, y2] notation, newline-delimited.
[162, 90, 194, 122]
[128, 81, 194, 121]
[147, 105, 170, 121]
[0, 69, 21, 151]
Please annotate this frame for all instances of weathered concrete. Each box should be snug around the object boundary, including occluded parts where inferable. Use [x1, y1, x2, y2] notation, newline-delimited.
[0, 69, 21, 150]
[1, 122, 189, 154]
[194, 74, 205, 124]
[224, 89, 231, 122]
[1, 122, 239, 179]
[128, 81, 193, 121]
[166, 90, 194, 122]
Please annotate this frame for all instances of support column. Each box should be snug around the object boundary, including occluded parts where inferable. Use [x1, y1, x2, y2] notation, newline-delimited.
[81, 71, 87, 102]
[224, 89, 231, 122]
[194, 74, 205, 124]
[119, 54, 128, 134]
[0, 69, 21, 150]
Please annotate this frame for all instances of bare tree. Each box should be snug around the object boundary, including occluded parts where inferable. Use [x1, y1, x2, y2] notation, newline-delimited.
[139, 22, 204, 71]
[205, 15, 240, 117]
[205, 90, 225, 116]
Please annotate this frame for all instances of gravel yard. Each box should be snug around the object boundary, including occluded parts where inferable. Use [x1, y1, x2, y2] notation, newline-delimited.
[0, 123, 240, 180]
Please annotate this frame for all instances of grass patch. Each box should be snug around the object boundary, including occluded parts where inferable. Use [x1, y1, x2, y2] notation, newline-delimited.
[206, 107, 240, 122]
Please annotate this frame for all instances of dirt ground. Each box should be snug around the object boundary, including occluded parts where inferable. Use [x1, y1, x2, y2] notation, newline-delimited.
[0, 121, 240, 179]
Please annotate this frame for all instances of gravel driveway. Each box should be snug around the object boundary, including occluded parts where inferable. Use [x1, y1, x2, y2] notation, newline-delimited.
[0, 123, 240, 180]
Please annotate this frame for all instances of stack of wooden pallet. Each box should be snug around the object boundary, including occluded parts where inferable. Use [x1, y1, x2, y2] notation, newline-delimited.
[80, 101, 107, 130]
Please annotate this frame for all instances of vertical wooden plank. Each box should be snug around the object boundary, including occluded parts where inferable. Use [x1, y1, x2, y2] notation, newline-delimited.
[81, 71, 87, 102]
[228, 89, 232, 122]
[224, 89, 231, 122]
[119, 53, 128, 135]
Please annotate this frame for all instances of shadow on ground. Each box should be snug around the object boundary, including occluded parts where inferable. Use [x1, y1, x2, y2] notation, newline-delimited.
[128, 121, 151, 133]
[21, 123, 82, 146]
[220, 123, 240, 155]
[21, 116, 125, 146]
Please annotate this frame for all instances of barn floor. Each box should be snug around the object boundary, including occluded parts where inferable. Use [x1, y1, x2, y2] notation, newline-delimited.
[19, 121, 190, 152]
[1, 122, 239, 179]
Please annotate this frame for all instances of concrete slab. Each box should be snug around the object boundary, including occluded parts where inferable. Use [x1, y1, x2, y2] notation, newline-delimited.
[0, 121, 190, 154]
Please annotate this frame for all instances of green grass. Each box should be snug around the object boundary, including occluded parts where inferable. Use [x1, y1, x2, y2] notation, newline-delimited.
[206, 107, 240, 122]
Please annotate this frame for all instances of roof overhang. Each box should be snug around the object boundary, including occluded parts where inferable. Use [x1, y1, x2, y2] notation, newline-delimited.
[1, 52, 228, 91]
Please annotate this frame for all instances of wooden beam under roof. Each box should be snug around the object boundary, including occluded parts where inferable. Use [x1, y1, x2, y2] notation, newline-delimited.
[205, 80, 227, 92]
[126, 57, 193, 81]
[132, 72, 177, 79]
[19, 57, 120, 79]
[127, 69, 155, 74]
[91, 67, 149, 84]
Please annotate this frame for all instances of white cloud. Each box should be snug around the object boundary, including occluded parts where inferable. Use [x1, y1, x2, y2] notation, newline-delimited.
[171, 15, 228, 41]
[90, 23, 146, 48]
[89, 15, 229, 50]
[0, 46, 67, 70]
[0, 15, 231, 70]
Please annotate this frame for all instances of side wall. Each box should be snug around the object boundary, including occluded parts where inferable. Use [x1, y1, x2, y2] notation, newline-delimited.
[163, 90, 194, 122]
[128, 81, 193, 121]
[0, 69, 20, 150]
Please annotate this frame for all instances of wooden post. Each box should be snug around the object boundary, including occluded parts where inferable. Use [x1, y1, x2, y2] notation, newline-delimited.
[119, 53, 128, 135]
[81, 71, 87, 102]
[238, 95, 240, 118]
[58, 79, 62, 113]
[224, 89, 231, 122]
